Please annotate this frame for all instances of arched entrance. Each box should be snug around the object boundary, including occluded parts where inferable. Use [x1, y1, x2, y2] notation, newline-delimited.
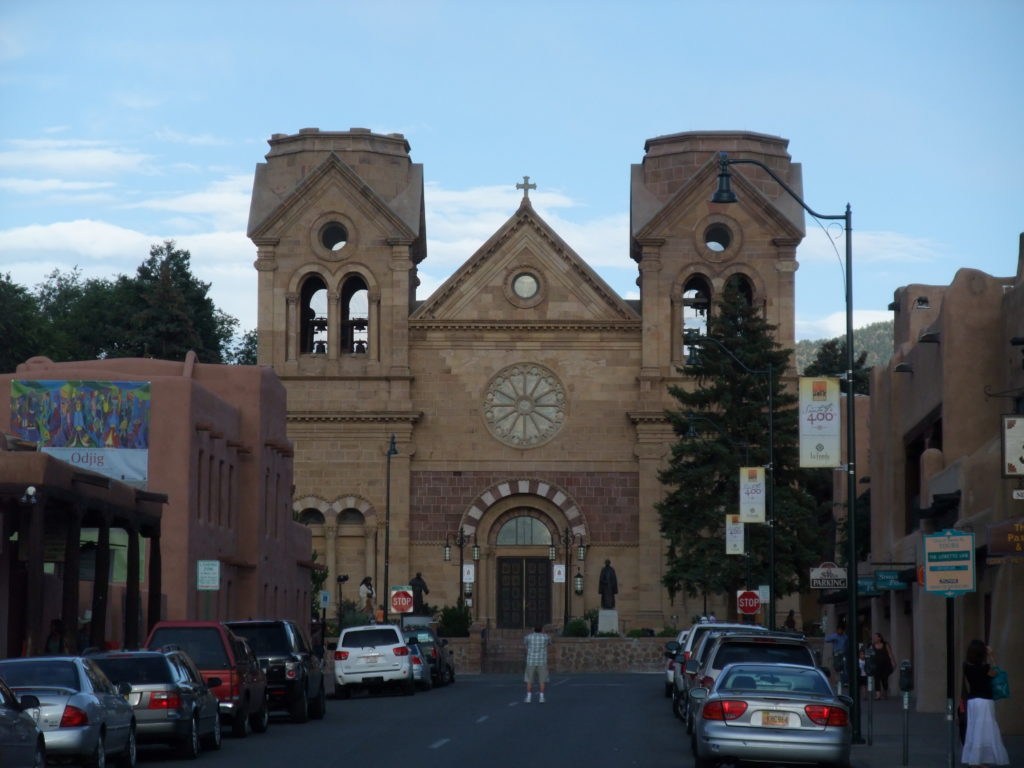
[494, 513, 552, 629]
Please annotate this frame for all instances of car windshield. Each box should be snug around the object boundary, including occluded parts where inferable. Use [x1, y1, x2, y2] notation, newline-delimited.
[0, 660, 79, 690]
[148, 628, 228, 668]
[229, 624, 290, 655]
[714, 642, 813, 669]
[720, 666, 831, 696]
[94, 657, 173, 685]
[342, 629, 400, 648]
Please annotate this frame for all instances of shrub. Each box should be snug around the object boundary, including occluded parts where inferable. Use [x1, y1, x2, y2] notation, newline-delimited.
[657, 626, 678, 637]
[563, 618, 589, 637]
[438, 604, 472, 637]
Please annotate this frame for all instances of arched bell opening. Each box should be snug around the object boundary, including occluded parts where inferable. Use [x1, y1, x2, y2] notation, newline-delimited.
[340, 275, 369, 355]
[299, 275, 329, 355]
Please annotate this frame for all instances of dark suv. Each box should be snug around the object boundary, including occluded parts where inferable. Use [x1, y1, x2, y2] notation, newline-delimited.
[402, 627, 454, 687]
[145, 621, 269, 738]
[225, 620, 325, 723]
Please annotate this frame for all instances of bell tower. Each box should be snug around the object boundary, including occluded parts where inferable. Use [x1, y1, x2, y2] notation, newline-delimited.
[247, 127, 425, 402]
[630, 131, 804, 391]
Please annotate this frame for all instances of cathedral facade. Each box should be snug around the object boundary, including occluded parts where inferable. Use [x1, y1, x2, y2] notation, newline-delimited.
[247, 127, 805, 631]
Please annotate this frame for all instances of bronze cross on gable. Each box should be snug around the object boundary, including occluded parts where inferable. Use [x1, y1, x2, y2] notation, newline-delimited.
[516, 175, 537, 200]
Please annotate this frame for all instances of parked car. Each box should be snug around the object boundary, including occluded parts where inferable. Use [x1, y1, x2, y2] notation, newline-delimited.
[0, 656, 136, 768]
[145, 621, 269, 737]
[405, 640, 431, 691]
[91, 649, 222, 759]
[683, 630, 818, 733]
[402, 626, 454, 687]
[224, 619, 326, 723]
[669, 622, 766, 722]
[663, 628, 688, 698]
[688, 662, 852, 768]
[0, 676, 45, 768]
[334, 624, 414, 697]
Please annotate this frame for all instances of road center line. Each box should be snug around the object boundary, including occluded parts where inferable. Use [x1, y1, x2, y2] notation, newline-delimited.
[429, 739, 450, 750]
[476, 715, 489, 723]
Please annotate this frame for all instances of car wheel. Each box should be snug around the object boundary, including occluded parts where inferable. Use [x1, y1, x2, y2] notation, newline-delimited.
[665, 681, 672, 698]
[309, 681, 326, 720]
[250, 695, 270, 733]
[671, 691, 683, 720]
[178, 717, 200, 760]
[447, 665, 455, 685]
[289, 689, 309, 723]
[231, 702, 252, 738]
[115, 725, 137, 768]
[202, 710, 223, 750]
[402, 676, 415, 696]
[32, 737, 45, 768]
[88, 733, 106, 768]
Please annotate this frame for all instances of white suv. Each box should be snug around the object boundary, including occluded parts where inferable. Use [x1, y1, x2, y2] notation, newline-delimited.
[333, 625, 414, 698]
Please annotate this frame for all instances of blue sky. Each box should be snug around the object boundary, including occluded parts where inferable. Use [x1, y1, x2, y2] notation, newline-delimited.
[1, 1, 1021, 341]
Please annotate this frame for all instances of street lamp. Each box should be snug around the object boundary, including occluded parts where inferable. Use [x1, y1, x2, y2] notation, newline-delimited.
[552, 527, 585, 630]
[686, 333, 774, 630]
[712, 151, 860, 740]
[443, 527, 478, 607]
[382, 434, 398, 624]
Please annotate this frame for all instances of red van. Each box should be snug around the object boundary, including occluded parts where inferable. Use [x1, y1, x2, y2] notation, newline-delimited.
[145, 621, 269, 737]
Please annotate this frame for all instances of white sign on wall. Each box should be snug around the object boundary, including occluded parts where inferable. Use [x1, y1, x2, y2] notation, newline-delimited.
[553, 564, 566, 583]
[462, 563, 475, 584]
[197, 560, 220, 591]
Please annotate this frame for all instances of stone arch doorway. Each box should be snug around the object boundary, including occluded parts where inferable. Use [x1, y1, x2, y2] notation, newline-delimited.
[493, 513, 553, 629]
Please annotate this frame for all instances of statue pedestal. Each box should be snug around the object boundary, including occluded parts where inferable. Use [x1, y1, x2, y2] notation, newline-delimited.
[597, 609, 619, 635]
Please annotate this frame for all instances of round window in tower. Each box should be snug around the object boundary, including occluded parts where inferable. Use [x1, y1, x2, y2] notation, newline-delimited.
[703, 223, 732, 253]
[512, 272, 539, 299]
[320, 222, 349, 252]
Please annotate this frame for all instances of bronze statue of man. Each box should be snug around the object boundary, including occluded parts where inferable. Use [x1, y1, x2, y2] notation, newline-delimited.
[598, 559, 618, 609]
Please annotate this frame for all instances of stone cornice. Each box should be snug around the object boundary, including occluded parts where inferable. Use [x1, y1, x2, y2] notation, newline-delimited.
[627, 411, 669, 424]
[410, 320, 642, 333]
[288, 411, 422, 424]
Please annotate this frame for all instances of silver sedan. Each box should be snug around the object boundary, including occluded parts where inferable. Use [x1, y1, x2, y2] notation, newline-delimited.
[688, 662, 852, 768]
[0, 656, 136, 768]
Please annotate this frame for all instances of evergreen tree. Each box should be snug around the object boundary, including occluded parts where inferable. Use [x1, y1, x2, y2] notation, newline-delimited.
[657, 278, 819, 609]
[802, 338, 869, 395]
[226, 329, 258, 365]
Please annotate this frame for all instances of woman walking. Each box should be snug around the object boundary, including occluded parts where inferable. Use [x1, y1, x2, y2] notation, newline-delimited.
[358, 577, 375, 616]
[961, 639, 1009, 767]
[870, 632, 896, 699]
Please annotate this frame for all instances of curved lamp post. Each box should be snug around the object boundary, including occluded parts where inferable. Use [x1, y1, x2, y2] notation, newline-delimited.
[551, 528, 585, 630]
[444, 527, 479, 610]
[685, 334, 774, 630]
[712, 151, 859, 740]
[382, 434, 398, 624]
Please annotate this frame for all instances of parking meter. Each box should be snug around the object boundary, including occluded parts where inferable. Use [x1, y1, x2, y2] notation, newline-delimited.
[864, 646, 877, 676]
[899, 659, 913, 692]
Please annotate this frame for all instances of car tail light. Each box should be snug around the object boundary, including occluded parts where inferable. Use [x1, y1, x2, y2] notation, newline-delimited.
[431, 647, 439, 659]
[412, 656, 423, 665]
[683, 651, 692, 660]
[393, 646, 410, 657]
[148, 692, 182, 710]
[59, 705, 89, 727]
[334, 650, 349, 661]
[702, 700, 747, 721]
[285, 661, 298, 679]
[805, 705, 849, 726]
[229, 670, 241, 701]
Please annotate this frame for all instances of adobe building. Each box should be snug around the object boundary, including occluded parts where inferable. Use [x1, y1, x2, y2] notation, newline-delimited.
[0, 353, 312, 652]
[866, 238, 1023, 729]
[248, 127, 807, 631]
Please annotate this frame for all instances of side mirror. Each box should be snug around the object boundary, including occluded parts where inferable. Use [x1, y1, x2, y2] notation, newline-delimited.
[206, 677, 222, 689]
[689, 688, 709, 702]
[665, 641, 681, 654]
[18, 694, 40, 709]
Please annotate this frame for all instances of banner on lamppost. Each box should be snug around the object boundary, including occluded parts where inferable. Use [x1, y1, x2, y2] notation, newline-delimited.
[1001, 415, 1024, 477]
[739, 467, 765, 523]
[725, 514, 744, 555]
[798, 377, 841, 467]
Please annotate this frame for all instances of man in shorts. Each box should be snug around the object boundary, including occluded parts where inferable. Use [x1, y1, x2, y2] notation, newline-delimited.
[524, 625, 551, 703]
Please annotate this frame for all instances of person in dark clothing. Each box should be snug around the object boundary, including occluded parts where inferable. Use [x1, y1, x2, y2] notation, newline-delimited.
[410, 572, 429, 615]
[961, 638, 1009, 767]
[870, 632, 896, 699]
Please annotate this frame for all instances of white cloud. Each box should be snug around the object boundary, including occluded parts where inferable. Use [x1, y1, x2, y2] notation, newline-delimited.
[0, 178, 115, 194]
[153, 129, 229, 147]
[799, 225, 943, 266]
[0, 139, 151, 176]
[127, 175, 252, 231]
[795, 309, 893, 342]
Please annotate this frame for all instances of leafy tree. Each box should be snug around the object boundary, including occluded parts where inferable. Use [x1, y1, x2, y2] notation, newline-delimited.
[34, 268, 139, 360]
[801, 338, 869, 395]
[657, 278, 819, 610]
[227, 329, 258, 365]
[0, 273, 45, 373]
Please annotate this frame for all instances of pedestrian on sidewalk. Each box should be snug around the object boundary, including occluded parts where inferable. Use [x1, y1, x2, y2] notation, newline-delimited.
[870, 632, 896, 699]
[358, 576, 374, 616]
[962, 638, 1009, 767]
[523, 625, 551, 704]
[825, 622, 850, 692]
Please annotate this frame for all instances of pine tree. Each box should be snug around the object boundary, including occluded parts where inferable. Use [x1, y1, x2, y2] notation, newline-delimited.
[657, 277, 819, 611]
[802, 337, 869, 395]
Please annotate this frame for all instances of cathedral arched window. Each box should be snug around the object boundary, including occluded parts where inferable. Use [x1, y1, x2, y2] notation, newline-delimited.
[340, 275, 369, 355]
[298, 508, 325, 525]
[682, 275, 711, 358]
[336, 509, 364, 526]
[299, 275, 328, 355]
[725, 273, 755, 306]
[496, 516, 552, 546]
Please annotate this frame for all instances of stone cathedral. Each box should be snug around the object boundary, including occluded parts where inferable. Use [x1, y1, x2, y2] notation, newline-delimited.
[247, 128, 803, 631]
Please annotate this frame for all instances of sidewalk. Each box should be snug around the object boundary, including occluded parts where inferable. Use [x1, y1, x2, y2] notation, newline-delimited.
[848, 695, 1021, 767]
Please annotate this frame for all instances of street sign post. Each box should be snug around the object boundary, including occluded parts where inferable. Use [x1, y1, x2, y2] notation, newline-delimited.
[924, 529, 975, 596]
[737, 590, 761, 615]
[390, 586, 414, 614]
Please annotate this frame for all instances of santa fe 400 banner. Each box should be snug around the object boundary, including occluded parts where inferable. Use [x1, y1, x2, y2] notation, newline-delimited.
[798, 377, 840, 468]
[10, 380, 151, 484]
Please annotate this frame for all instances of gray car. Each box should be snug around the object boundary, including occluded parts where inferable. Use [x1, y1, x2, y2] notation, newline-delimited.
[0, 656, 136, 768]
[91, 649, 222, 759]
[0, 677, 45, 768]
[689, 662, 852, 768]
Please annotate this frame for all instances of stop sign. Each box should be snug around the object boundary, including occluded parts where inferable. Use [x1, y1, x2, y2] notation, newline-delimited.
[737, 590, 761, 615]
[391, 587, 414, 614]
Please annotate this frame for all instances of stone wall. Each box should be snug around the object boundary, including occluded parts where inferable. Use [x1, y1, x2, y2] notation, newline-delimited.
[447, 633, 666, 675]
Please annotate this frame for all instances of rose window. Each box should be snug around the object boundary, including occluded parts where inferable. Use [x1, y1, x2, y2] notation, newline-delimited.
[483, 364, 566, 447]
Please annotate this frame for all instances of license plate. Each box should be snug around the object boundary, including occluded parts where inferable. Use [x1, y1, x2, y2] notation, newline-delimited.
[364, 656, 378, 664]
[762, 711, 789, 727]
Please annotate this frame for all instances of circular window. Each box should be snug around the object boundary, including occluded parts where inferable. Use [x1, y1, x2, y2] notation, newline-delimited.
[321, 222, 348, 252]
[704, 224, 732, 252]
[512, 272, 539, 299]
[483, 363, 566, 448]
